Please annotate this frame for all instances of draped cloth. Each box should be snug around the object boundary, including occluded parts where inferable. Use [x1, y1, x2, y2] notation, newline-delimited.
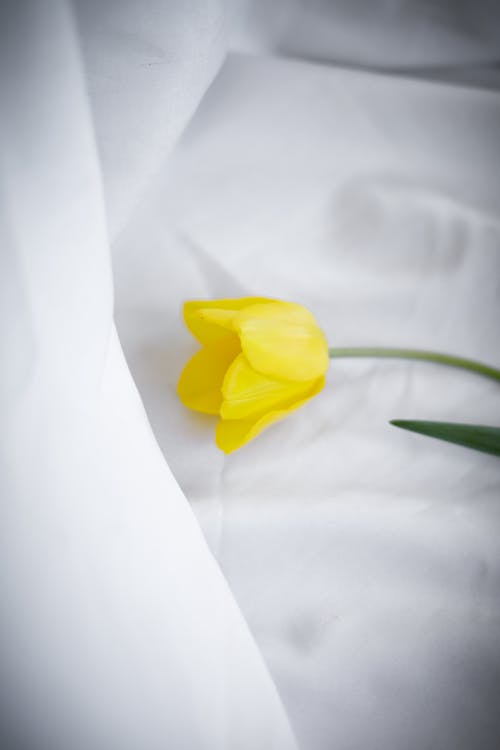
[1, 2, 500, 749]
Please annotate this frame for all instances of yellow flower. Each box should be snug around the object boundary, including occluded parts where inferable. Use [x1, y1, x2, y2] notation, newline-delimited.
[177, 297, 329, 453]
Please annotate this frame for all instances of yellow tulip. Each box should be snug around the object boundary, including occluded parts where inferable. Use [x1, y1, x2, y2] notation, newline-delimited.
[177, 297, 329, 453]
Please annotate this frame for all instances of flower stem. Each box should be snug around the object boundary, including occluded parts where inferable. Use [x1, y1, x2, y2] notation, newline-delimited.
[328, 347, 500, 384]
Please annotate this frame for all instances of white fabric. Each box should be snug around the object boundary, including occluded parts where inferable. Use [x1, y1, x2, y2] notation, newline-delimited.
[114, 37, 500, 750]
[75, 0, 227, 239]
[0, 3, 296, 749]
[231, 0, 500, 68]
[2, 1, 500, 750]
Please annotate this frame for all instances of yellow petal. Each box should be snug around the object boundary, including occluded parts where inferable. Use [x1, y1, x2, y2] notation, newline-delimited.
[177, 336, 241, 414]
[183, 297, 274, 345]
[216, 377, 325, 453]
[233, 302, 329, 382]
[221, 353, 315, 420]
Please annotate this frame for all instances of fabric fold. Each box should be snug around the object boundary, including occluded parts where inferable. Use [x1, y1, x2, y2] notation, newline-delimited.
[0, 3, 298, 749]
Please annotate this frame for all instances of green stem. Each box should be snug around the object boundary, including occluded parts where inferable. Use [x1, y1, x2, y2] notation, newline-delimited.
[328, 347, 500, 384]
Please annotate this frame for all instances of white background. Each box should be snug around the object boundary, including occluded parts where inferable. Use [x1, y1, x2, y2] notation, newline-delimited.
[2, 2, 500, 749]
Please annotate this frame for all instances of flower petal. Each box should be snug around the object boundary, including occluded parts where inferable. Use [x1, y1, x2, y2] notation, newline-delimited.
[216, 376, 325, 453]
[233, 302, 329, 382]
[183, 297, 274, 345]
[221, 353, 316, 420]
[177, 336, 241, 414]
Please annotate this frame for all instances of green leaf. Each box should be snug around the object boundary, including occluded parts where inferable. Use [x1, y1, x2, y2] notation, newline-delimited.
[390, 420, 500, 457]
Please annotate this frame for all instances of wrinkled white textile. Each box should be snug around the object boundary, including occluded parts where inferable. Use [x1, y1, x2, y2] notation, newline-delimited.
[1, 1, 500, 749]
[231, 0, 500, 68]
[113, 20, 500, 750]
[0, 2, 296, 749]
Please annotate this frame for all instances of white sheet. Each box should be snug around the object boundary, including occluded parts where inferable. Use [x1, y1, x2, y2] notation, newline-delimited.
[2, 1, 500, 749]
[0, 3, 296, 749]
[230, 0, 500, 69]
[114, 50, 500, 750]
